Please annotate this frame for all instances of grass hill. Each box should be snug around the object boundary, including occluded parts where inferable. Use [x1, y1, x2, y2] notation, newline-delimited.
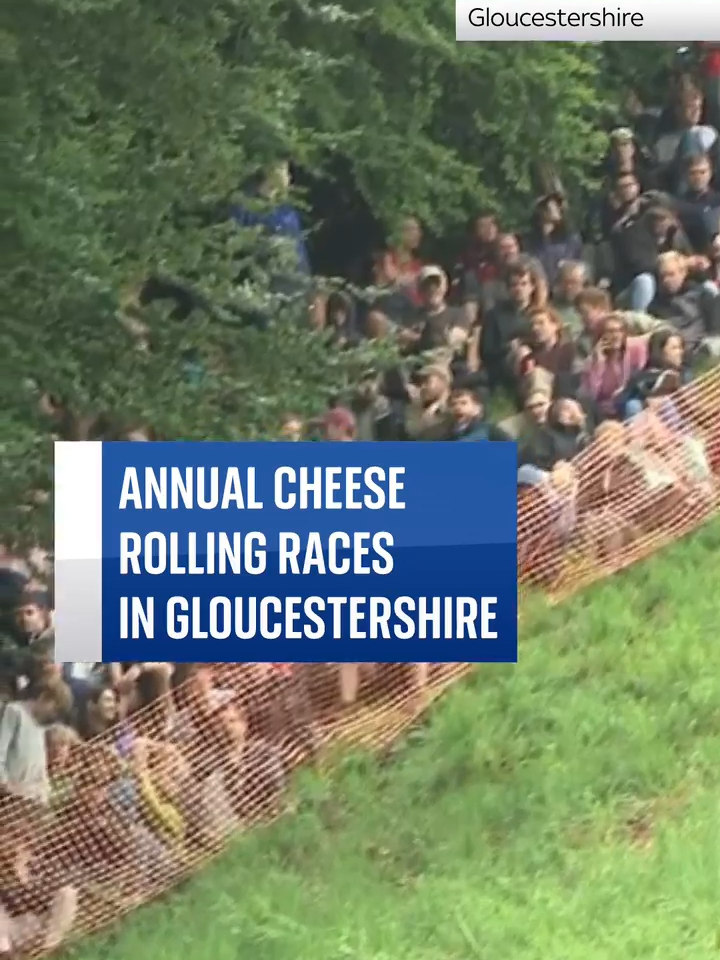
[74, 520, 720, 960]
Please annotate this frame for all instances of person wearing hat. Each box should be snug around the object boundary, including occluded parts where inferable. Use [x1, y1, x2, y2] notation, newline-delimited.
[602, 127, 655, 188]
[404, 362, 452, 441]
[402, 266, 470, 358]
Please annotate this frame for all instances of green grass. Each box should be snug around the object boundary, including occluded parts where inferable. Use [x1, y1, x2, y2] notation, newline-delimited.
[74, 520, 720, 960]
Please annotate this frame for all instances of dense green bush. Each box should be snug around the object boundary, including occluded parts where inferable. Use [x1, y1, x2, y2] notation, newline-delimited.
[0, 5, 672, 541]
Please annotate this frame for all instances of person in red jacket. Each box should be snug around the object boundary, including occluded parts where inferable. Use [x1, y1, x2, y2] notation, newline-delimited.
[698, 43, 720, 128]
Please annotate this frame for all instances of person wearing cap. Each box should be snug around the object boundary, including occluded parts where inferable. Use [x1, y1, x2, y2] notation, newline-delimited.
[602, 127, 655, 187]
[594, 128, 657, 242]
[404, 363, 452, 441]
[610, 127, 635, 163]
[403, 266, 469, 357]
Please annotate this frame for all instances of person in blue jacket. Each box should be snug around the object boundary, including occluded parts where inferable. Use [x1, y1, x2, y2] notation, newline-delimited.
[448, 386, 507, 441]
[229, 161, 311, 286]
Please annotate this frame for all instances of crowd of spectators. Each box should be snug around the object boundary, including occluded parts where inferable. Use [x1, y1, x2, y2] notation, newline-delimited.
[0, 553, 428, 958]
[1, 567, 430, 957]
[3, 56, 720, 959]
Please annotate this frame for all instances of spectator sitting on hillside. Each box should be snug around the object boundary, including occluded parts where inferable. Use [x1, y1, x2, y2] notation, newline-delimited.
[0, 677, 72, 807]
[387, 216, 425, 305]
[706, 228, 720, 291]
[647, 250, 720, 357]
[0, 817, 78, 956]
[463, 231, 529, 319]
[618, 329, 691, 420]
[448, 386, 505, 442]
[552, 260, 588, 335]
[498, 370, 553, 442]
[362, 249, 417, 338]
[76, 684, 122, 741]
[579, 312, 648, 420]
[599, 127, 655, 193]
[651, 77, 707, 187]
[611, 200, 692, 312]
[279, 412, 305, 441]
[404, 363, 452, 441]
[574, 286, 614, 362]
[524, 192, 583, 288]
[455, 211, 501, 321]
[324, 290, 360, 349]
[518, 397, 589, 481]
[673, 153, 720, 250]
[673, 125, 719, 196]
[410, 267, 469, 355]
[455, 210, 500, 288]
[519, 307, 577, 382]
[13, 591, 53, 648]
[480, 256, 547, 393]
[598, 169, 642, 241]
[322, 406, 356, 442]
[351, 369, 406, 442]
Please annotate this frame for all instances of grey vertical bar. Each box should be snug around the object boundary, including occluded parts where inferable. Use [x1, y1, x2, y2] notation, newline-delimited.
[54, 559, 103, 661]
[54, 442, 104, 662]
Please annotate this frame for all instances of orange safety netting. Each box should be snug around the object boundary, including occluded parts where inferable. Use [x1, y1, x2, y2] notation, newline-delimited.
[519, 361, 720, 601]
[1, 364, 719, 957]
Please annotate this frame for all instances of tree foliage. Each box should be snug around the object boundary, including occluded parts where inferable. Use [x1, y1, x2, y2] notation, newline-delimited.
[0, 6, 670, 542]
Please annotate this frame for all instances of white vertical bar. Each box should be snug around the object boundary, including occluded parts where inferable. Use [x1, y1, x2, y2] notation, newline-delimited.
[54, 441, 103, 662]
